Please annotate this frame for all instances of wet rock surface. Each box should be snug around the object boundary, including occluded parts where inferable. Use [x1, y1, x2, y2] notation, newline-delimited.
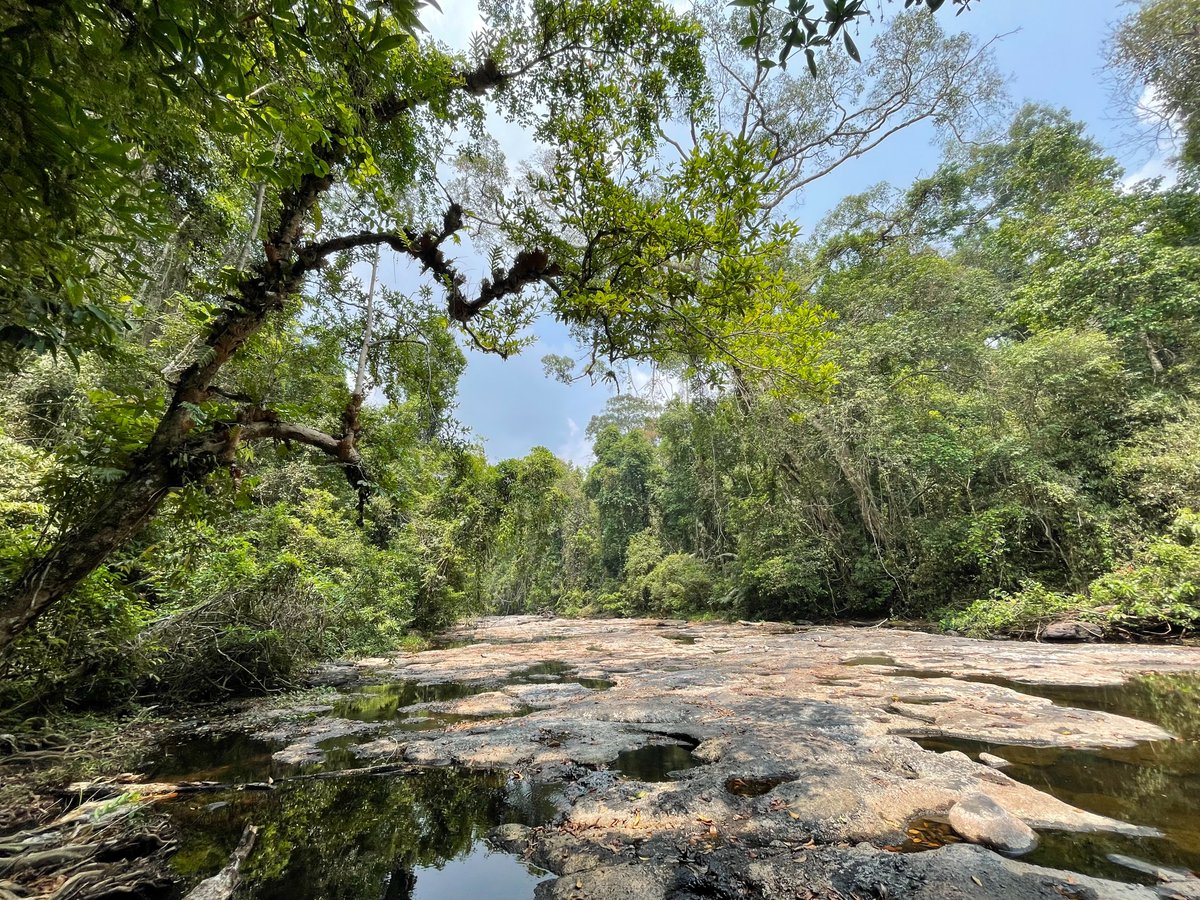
[184, 617, 1200, 898]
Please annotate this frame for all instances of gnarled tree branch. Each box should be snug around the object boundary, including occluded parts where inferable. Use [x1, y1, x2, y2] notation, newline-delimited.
[296, 202, 562, 327]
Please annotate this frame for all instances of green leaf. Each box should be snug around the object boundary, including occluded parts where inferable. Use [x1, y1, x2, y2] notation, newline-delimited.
[373, 34, 411, 54]
[843, 31, 860, 62]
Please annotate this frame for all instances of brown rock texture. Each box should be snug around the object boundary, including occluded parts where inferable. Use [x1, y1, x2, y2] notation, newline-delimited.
[228, 616, 1200, 899]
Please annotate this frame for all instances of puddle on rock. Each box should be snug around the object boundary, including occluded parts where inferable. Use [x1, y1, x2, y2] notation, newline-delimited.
[333, 662, 612, 724]
[610, 744, 702, 782]
[575, 677, 615, 690]
[166, 768, 560, 899]
[888, 817, 963, 853]
[912, 673, 1200, 883]
[663, 634, 697, 645]
[334, 681, 486, 722]
[422, 638, 481, 651]
[842, 655, 905, 668]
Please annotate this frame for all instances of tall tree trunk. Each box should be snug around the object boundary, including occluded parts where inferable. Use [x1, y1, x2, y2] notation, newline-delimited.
[0, 459, 178, 649]
[0, 166, 331, 654]
[1141, 330, 1166, 378]
[354, 247, 380, 397]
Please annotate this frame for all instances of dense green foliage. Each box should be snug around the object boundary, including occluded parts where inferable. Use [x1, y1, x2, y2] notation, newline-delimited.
[480, 105, 1200, 638]
[0, 0, 828, 706]
[1110, 0, 1200, 169]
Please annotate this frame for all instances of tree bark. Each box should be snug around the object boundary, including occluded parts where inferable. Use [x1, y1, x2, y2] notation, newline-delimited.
[354, 247, 381, 397]
[0, 167, 329, 653]
[1141, 330, 1166, 377]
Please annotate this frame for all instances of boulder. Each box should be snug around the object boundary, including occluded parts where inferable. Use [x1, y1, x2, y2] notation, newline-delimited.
[948, 793, 1038, 855]
[1157, 881, 1200, 900]
[1106, 853, 1195, 883]
[1040, 621, 1097, 642]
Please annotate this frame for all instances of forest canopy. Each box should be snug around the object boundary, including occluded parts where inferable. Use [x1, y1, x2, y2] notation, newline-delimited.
[1, 0, 1197, 710]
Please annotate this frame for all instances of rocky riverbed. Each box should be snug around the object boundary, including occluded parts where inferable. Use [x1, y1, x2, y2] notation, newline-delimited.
[145, 618, 1200, 898]
[35, 619, 1171, 900]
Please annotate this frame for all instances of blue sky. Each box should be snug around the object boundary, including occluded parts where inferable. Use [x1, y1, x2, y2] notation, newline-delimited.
[409, 0, 1169, 466]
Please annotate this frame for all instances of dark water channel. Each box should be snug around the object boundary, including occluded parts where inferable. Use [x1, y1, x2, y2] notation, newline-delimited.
[860, 664, 1200, 885]
[165, 769, 559, 899]
[147, 661, 617, 898]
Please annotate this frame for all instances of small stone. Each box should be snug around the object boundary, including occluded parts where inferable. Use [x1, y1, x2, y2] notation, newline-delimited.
[205, 801, 229, 812]
[948, 793, 1038, 855]
[978, 752, 1010, 768]
[489, 823, 531, 853]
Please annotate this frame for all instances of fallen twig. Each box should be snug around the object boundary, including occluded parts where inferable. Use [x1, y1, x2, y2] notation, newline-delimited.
[183, 824, 258, 900]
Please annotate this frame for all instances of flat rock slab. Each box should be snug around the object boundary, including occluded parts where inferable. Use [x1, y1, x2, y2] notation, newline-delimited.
[229, 616, 1200, 900]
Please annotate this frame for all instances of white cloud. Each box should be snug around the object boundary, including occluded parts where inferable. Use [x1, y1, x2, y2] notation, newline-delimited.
[556, 416, 594, 469]
[426, 0, 485, 49]
[1134, 85, 1170, 130]
[1125, 153, 1178, 188]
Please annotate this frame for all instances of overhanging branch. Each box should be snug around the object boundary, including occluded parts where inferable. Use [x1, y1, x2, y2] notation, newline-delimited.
[188, 415, 368, 493]
[296, 203, 562, 327]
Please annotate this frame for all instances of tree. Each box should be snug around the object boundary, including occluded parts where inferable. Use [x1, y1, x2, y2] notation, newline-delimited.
[695, 1, 1001, 215]
[510, 2, 999, 390]
[731, 0, 978, 74]
[907, 105, 1200, 380]
[3, 0, 792, 651]
[484, 448, 576, 613]
[1110, 0, 1200, 168]
[586, 426, 659, 577]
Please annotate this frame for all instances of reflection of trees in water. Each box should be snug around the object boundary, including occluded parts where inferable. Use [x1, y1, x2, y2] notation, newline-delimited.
[331, 680, 484, 721]
[169, 768, 543, 898]
[383, 867, 416, 900]
[1115, 674, 1200, 740]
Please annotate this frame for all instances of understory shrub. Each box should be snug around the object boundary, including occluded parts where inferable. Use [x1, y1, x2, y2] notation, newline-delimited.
[942, 511, 1200, 638]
